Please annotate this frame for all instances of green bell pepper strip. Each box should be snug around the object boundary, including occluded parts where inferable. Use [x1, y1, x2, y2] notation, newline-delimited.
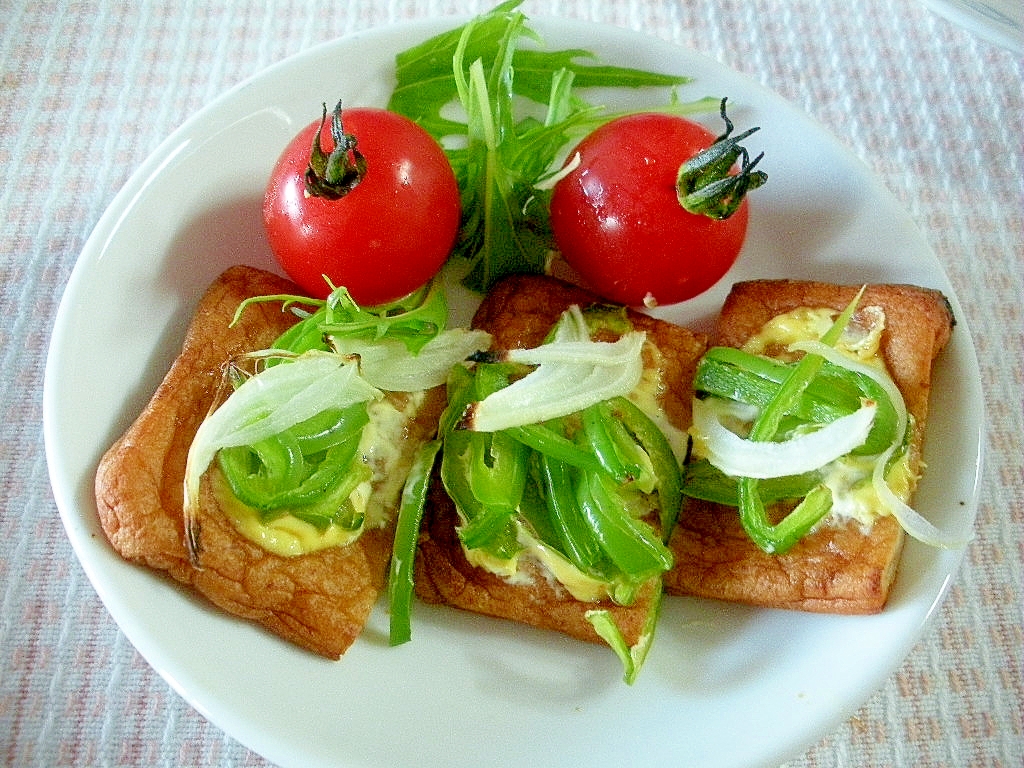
[455, 494, 521, 557]
[683, 458, 821, 507]
[440, 398, 680, 586]
[438, 433, 486, 521]
[575, 469, 673, 588]
[694, 348, 898, 456]
[216, 406, 368, 509]
[388, 439, 442, 646]
[821, 365, 898, 456]
[217, 431, 305, 509]
[604, 397, 683, 539]
[283, 461, 371, 531]
[470, 360, 518, 402]
[440, 364, 530, 553]
[537, 452, 605, 573]
[587, 584, 663, 685]
[457, 504, 519, 553]
[736, 481, 834, 554]
[734, 291, 864, 553]
[582, 402, 634, 485]
[695, 347, 858, 422]
[439, 364, 476, 436]
[746, 292, 858, 440]
[505, 421, 604, 474]
[466, 430, 529, 512]
[267, 437, 364, 511]
[289, 404, 370, 454]
[218, 429, 364, 516]
[441, 431, 522, 559]
[599, 400, 659, 494]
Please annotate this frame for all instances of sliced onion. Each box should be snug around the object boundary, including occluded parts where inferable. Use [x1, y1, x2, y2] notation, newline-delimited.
[467, 306, 646, 433]
[552, 303, 589, 341]
[332, 329, 492, 391]
[693, 395, 877, 479]
[871, 446, 973, 548]
[504, 338, 643, 366]
[791, 339, 973, 548]
[184, 352, 382, 516]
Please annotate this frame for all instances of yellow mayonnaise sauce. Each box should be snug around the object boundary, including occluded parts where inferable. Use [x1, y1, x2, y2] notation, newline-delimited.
[466, 525, 610, 603]
[212, 468, 368, 557]
[628, 340, 689, 463]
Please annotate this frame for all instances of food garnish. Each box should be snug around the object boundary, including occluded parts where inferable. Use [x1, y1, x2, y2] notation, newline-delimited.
[435, 304, 682, 681]
[388, 0, 719, 295]
[184, 281, 489, 560]
[684, 289, 969, 553]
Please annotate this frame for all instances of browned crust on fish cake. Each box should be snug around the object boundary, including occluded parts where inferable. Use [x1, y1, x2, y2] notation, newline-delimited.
[414, 274, 708, 645]
[664, 279, 954, 614]
[95, 265, 446, 658]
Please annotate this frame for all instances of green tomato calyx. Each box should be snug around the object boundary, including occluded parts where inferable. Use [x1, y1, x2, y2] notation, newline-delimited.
[305, 100, 368, 200]
[676, 97, 768, 220]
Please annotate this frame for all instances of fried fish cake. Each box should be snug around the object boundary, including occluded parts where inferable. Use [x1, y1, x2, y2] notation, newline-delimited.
[664, 279, 954, 613]
[95, 265, 446, 657]
[414, 274, 708, 646]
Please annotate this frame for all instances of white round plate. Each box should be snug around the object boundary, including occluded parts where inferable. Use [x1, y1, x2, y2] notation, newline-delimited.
[44, 16, 982, 768]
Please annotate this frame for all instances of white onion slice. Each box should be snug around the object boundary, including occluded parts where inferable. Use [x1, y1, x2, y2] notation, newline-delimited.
[552, 303, 589, 341]
[871, 445, 974, 548]
[504, 338, 641, 366]
[693, 395, 877, 479]
[467, 306, 646, 433]
[533, 151, 581, 191]
[184, 352, 382, 514]
[332, 329, 492, 391]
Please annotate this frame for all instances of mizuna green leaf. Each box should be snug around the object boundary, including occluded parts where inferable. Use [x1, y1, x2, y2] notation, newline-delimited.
[387, 0, 714, 294]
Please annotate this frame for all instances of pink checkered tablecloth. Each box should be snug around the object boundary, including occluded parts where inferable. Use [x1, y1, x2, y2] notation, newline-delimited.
[2, 1, 1020, 766]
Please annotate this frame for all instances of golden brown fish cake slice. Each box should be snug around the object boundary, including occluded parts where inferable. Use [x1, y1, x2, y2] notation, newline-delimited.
[665, 279, 954, 614]
[95, 265, 446, 658]
[415, 274, 708, 646]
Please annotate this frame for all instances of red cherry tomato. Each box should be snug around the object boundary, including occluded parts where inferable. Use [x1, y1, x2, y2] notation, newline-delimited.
[263, 104, 460, 306]
[549, 108, 764, 307]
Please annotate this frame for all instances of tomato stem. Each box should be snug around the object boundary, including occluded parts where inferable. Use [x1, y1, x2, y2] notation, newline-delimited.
[304, 100, 368, 200]
[676, 97, 767, 220]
